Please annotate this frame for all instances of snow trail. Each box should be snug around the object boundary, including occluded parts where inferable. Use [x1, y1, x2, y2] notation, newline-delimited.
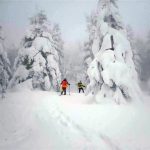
[35, 92, 116, 150]
[0, 90, 150, 150]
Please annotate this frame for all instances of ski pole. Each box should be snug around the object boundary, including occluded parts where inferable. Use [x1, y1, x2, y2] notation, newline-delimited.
[60, 85, 62, 95]
[69, 84, 70, 95]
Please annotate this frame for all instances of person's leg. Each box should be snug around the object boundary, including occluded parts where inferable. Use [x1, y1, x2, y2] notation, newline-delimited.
[64, 88, 66, 95]
[61, 88, 64, 95]
[82, 88, 84, 93]
[61, 90, 63, 95]
[79, 88, 81, 93]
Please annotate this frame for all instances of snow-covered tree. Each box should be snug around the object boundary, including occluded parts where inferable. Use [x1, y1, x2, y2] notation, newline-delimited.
[86, 0, 141, 104]
[9, 11, 63, 91]
[83, 41, 93, 82]
[83, 2, 122, 82]
[126, 25, 141, 76]
[0, 26, 12, 95]
[7, 44, 19, 68]
[140, 31, 150, 81]
[51, 24, 64, 78]
[126, 25, 135, 48]
[84, 12, 98, 64]
[83, 12, 98, 83]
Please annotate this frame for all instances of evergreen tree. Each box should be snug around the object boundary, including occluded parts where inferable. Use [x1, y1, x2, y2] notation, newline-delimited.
[7, 44, 18, 68]
[126, 25, 141, 76]
[0, 26, 12, 96]
[140, 31, 150, 81]
[86, 0, 141, 104]
[83, 12, 98, 82]
[9, 11, 63, 91]
[83, 41, 93, 82]
[52, 24, 64, 78]
[97, 0, 123, 30]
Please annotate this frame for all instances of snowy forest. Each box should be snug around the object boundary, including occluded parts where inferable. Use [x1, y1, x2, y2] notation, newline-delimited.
[0, 0, 150, 150]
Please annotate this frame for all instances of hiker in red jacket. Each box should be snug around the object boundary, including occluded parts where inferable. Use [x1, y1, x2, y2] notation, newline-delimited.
[60, 78, 70, 95]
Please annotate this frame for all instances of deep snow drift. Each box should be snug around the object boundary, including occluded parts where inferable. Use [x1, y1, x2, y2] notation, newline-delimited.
[0, 82, 150, 150]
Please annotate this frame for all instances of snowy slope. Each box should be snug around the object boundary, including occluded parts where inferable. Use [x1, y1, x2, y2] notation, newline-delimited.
[0, 82, 150, 150]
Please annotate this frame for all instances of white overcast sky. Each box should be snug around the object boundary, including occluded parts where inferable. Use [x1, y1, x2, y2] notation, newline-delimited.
[0, 0, 150, 48]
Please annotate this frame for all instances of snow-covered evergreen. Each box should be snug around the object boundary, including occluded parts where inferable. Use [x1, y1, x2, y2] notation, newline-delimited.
[0, 26, 12, 95]
[126, 25, 141, 76]
[140, 31, 150, 82]
[9, 11, 63, 91]
[86, 0, 141, 104]
[51, 24, 64, 79]
[83, 12, 98, 83]
[7, 44, 18, 68]
[83, 12, 97, 69]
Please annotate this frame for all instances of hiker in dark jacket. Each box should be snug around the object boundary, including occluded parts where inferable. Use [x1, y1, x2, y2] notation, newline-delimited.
[77, 81, 86, 93]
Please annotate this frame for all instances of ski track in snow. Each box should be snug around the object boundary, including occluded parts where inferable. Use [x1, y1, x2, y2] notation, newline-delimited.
[35, 93, 94, 150]
[35, 92, 122, 150]
[0, 91, 150, 150]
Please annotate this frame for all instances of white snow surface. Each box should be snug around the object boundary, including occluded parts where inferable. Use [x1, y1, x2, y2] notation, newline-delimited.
[0, 81, 150, 150]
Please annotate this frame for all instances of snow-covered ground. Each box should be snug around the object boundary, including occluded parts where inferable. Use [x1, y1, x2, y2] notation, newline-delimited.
[0, 83, 150, 150]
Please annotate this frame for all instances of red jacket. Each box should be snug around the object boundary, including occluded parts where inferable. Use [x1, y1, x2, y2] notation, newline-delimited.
[61, 80, 69, 88]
